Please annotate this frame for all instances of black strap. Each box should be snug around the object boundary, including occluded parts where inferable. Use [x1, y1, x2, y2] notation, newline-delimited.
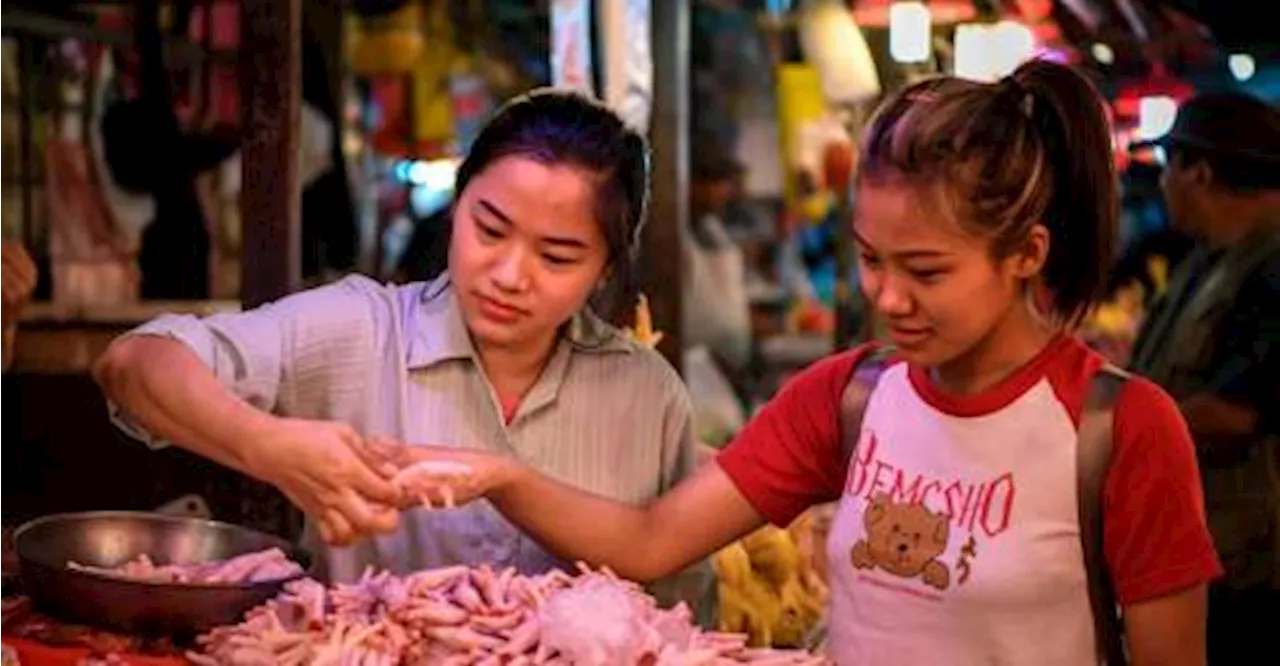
[1078, 364, 1129, 666]
[837, 352, 1130, 665]
[838, 345, 893, 466]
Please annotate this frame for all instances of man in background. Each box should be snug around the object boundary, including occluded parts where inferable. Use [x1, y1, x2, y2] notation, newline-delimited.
[1129, 92, 1280, 664]
[685, 144, 753, 374]
[2, 240, 37, 372]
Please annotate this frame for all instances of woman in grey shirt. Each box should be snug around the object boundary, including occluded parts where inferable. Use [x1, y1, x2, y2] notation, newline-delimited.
[93, 90, 711, 616]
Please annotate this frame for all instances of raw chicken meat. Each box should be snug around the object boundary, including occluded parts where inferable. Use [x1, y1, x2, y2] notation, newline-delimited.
[392, 460, 476, 509]
[67, 547, 304, 585]
[189, 562, 831, 665]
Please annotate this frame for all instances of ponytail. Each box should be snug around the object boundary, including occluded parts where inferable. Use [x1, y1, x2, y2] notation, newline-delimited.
[1009, 61, 1118, 325]
[858, 60, 1118, 327]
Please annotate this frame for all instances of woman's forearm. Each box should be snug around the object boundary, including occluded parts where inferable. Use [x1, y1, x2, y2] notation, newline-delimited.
[92, 336, 277, 479]
[489, 467, 667, 580]
[488, 462, 764, 582]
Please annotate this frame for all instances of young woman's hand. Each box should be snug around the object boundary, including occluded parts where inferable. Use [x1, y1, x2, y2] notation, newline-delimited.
[365, 438, 521, 510]
[244, 418, 403, 545]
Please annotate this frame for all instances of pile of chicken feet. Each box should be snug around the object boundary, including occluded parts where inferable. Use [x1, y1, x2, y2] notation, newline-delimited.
[190, 562, 830, 666]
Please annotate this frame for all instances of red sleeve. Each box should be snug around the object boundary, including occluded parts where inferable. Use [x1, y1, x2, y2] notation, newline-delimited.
[1104, 377, 1224, 604]
[716, 345, 869, 527]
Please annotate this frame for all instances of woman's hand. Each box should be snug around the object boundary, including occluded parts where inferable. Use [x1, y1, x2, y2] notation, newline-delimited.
[369, 438, 766, 584]
[244, 418, 403, 546]
[365, 439, 520, 510]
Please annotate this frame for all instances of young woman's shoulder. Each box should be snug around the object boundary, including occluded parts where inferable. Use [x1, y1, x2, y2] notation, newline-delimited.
[263, 273, 409, 324]
[1039, 335, 1125, 420]
[1041, 335, 1195, 456]
[783, 342, 891, 399]
[715, 343, 884, 527]
[1103, 372, 1224, 603]
[584, 336, 689, 400]
[127, 274, 402, 358]
[1033, 337, 1223, 601]
[1112, 373, 1182, 428]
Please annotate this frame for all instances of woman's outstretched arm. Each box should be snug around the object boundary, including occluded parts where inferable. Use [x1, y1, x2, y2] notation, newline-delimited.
[491, 460, 764, 581]
[378, 443, 765, 583]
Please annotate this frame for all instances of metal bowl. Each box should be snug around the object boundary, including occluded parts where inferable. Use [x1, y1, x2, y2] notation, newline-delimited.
[13, 511, 311, 637]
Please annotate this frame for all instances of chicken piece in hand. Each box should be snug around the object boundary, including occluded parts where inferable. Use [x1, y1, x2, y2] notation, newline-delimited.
[392, 461, 476, 509]
[366, 438, 510, 511]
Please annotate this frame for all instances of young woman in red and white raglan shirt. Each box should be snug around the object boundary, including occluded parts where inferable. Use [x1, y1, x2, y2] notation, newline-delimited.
[375, 60, 1223, 665]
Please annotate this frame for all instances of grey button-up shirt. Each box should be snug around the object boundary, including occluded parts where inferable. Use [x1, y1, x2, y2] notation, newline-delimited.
[110, 274, 714, 619]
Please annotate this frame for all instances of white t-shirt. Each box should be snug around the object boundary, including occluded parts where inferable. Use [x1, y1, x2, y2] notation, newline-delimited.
[719, 336, 1222, 665]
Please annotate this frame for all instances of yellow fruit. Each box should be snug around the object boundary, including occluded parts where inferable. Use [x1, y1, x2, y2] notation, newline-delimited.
[624, 293, 664, 348]
[714, 524, 826, 648]
[773, 577, 822, 648]
[714, 542, 779, 647]
[712, 541, 754, 587]
[741, 526, 802, 588]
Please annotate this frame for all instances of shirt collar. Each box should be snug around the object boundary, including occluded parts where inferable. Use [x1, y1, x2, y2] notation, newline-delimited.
[405, 275, 636, 370]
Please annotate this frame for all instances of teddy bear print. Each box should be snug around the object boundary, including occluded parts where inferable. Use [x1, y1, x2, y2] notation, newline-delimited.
[851, 492, 952, 590]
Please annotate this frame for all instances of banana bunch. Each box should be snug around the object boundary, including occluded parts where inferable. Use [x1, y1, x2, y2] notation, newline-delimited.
[1087, 280, 1145, 340]
[713, 524, 827, 648]
[1087, 254, 1168, 342]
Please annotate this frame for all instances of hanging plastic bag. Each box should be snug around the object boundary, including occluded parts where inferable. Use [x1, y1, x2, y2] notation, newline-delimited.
[684, 346, 746, 447]
[46, 132, 139, 306]
[682, 214, 752, 370]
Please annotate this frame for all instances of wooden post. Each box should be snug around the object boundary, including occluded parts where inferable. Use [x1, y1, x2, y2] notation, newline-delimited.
[645, 0, 689, 373]
[17, 37, 36, 252]
[240, 0, 302, 307]
[236, 0, 303, 539]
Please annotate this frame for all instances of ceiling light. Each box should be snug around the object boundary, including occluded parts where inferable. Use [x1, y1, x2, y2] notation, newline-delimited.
[1229, 53, 1256, 82]
[889, 2, 932, 64]
[1090, 42, 1114, 65]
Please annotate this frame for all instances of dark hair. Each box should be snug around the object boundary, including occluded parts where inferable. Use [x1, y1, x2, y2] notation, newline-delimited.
[452, 88, 651, 321]
[1170, 144, 1280, 193]
[1161, 92, 1280, 193]
[857, 60, 1118, 325]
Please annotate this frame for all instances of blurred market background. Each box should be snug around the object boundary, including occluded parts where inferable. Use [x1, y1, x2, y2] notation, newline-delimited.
[2, 0, 1276, 649]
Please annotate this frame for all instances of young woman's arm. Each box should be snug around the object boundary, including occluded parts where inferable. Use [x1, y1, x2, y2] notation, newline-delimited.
[642, 365, 718, 621]
[377, 349, 866, 580]
[97, 335, 293, 475]
[1105, 378, 1222, 665]
[94, 276, 405, 543]
[1124, 586, 1209, 666]
[497, 460, 763, 581]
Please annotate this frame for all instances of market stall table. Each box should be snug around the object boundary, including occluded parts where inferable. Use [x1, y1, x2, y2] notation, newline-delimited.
[3, 597, 187, 666]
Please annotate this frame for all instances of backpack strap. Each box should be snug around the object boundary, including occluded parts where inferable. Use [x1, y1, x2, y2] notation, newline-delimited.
[1078, 364, 1129, 666]
[838, 346, 895, 466]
